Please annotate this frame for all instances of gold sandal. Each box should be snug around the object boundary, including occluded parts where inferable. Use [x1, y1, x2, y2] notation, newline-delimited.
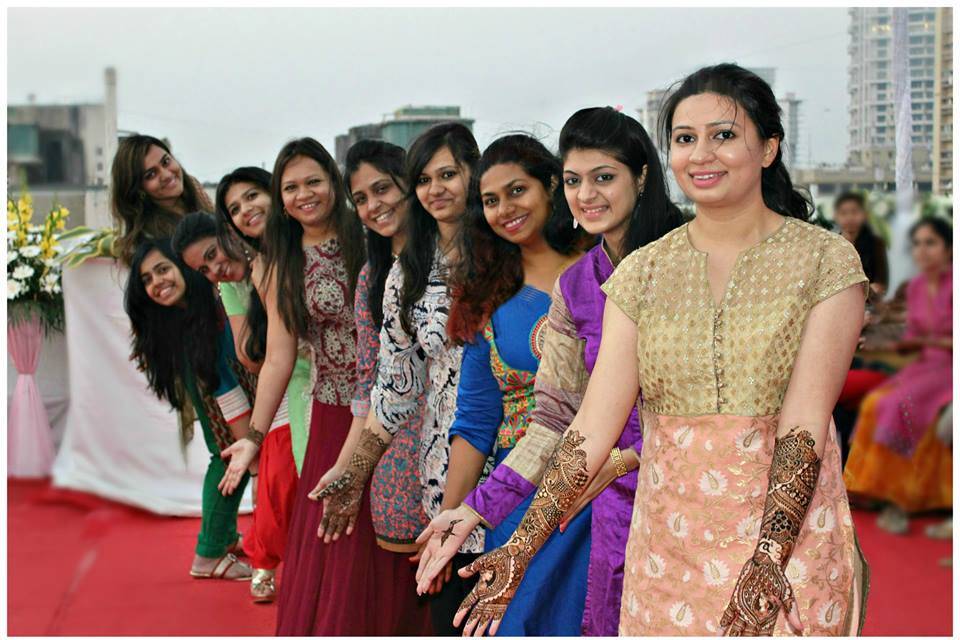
[190, 552, 253, 581]
[250, 568, 277, 603]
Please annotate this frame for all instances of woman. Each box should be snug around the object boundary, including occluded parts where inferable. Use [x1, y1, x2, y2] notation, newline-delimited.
[309, 139, 433, 633]
[124, 238, 253, 582]
[834, 192, 889, 296]
[111, 135, 213, 267]
[417, 107, 684, 636]
[844, 217, 952, 534]
[454, 64, 869, 637]
[214, 167, 313, 477]
[317, 123, 483, 636]
[173, 211, 297, 604]
[425, 133, 588, 634]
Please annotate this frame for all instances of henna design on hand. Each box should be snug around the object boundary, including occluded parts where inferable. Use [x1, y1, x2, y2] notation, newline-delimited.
[721, 427, 820, 636]
[318, 429, 388, 528]
[457, 430, 590, 631]
[440, 519, 462, 547]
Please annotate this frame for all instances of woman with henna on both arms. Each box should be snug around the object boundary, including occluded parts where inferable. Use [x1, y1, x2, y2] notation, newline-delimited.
[452, 64, 869, 637]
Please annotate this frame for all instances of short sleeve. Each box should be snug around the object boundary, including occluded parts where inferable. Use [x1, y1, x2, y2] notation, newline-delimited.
[219, 280, 251, 317]
[810, 234, 869, 306]
[600, 248, 647, 323]
[448, 332, 503, 457]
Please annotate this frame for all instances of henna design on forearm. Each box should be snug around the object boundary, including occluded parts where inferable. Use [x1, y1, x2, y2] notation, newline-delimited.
[721, 427, 821, 635]
[317, 428, 388, 525]
[457, 430, 590, 627]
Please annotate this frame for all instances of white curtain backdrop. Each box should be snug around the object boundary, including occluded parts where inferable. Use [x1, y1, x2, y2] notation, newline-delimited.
[50, 258, 252, 516]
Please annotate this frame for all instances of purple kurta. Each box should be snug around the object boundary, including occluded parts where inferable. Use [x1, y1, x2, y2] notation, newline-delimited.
[464, 242, 642, 636]
[875, 268, 953, 455]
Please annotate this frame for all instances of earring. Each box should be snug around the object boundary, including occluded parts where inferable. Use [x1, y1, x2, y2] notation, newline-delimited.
[572, 217, 579, 229]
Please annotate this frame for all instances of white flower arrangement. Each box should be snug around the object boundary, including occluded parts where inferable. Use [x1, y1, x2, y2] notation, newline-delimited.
[7, 189, 69, 333]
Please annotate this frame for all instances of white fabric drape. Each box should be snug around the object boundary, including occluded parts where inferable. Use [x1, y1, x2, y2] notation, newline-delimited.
[890, 7, 917, 292]
[51, 258, 252, 516]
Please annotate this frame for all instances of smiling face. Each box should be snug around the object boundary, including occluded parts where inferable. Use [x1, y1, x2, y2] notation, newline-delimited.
[141, 144, 185, 206]
[669, 92, 778, 209]
[349, 162, 409, 239]
[479, 162, 553, 248]
[181, 237, 246, 284]
[415, 146, 470, 224]
[224, 181, 270, 239]
[280, 155, 335, 230]
[139, 249, 187, 306]
[562, 148, 642, 243]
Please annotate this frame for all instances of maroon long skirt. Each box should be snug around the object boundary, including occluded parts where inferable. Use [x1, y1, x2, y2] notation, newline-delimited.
[276, 400, 430, 636]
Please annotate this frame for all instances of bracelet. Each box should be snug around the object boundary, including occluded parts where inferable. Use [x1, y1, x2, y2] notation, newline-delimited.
[610, 447, 628, 477]
[244, 424, 265, 448]
[460, 501, 493, 530]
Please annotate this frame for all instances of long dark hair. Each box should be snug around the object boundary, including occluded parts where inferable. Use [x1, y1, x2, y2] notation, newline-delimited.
[560, 106, 685, 259]
[448, 134, 583, 343]
[834, 192, 883, 277]
[111, 135, 212, 266]
[214, 167, 272, 362]
[658, 63, 813, 220]
[398, 122, 480, 335]
[215, 166, 272, 254]
[263, 137, 366, 335]
[344, 139, 407, 329]
[124, 238, 222, 409]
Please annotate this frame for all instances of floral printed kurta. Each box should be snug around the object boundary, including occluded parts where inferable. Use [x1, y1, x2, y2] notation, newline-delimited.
[602, 219, 869, 636]
[371, 249, 484, 554]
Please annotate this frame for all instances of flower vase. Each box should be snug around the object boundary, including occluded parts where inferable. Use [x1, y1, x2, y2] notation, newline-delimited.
[7, 313, 55, 477]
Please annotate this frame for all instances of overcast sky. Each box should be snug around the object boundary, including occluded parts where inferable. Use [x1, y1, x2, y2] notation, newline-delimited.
[9, 7, 853, 182]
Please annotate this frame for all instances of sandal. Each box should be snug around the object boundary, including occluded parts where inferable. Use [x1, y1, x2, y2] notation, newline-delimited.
[250, 568, 277, 604]
[227, 534, 246, 557]
[190, 552, 253, 581]
[925, 518, 953, 540]
[876, 505, 909, 535]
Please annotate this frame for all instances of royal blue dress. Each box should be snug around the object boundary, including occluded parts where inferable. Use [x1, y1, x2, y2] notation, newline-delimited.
[449, 285, 591, 636]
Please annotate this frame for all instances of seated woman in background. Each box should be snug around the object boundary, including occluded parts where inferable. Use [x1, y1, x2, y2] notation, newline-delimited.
[834, 191, 889, 297]
[845, 217, 953, 535]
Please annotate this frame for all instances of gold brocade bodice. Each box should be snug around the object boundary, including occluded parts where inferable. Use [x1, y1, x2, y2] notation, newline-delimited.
[602, 218, 867, 417]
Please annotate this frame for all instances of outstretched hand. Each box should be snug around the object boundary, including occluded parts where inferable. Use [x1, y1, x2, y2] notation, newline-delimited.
[218, 438, 259, 496]
[415, 505, 481, 594]
[309, 465, 363, 543]
[453, 544, 529, 637]
[719, 553, 804, 636]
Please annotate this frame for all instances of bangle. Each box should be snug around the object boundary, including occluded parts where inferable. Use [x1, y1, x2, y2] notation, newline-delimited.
[610, 447, 628, 477]
[460, 502, 493, 530]
[244, 424, 265, 448]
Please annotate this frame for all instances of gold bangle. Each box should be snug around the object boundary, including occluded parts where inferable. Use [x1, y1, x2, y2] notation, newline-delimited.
[460, 502, 493, 530]
[610, 447, 628, 477]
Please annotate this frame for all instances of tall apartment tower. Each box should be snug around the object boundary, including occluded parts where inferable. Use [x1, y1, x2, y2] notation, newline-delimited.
[932, 7, 953, 195]
[847, 7, 939, 171]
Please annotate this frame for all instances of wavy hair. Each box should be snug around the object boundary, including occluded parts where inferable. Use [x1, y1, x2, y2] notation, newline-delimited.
[111, 135, 212, 266]
[124, 238, 222, 409]
[448, 134, 583, 343]
[398, 122, 480, 335]
[658, 63, 813, 220]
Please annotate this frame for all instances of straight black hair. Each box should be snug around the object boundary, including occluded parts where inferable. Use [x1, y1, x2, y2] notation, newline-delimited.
[560, 106, 685, 260]
[344, 139, 408, 329]
[398, 122, 480, 335]
[215, 166, 272, 254]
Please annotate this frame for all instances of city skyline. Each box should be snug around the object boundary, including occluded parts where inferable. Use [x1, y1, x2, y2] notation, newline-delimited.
[8, 7, 853, 182]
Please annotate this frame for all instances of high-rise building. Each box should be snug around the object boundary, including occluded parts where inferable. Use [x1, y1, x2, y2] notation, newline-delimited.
[847, 7, 938, 172]
[932, 6, 953, 195]
[637, 88, 668, 143]
[334, 105, 474, 165]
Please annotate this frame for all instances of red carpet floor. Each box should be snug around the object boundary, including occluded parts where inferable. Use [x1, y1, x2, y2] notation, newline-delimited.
[7, 479, 953, 636]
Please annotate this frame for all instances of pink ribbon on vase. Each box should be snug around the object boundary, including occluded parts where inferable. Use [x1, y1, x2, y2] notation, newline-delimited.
[7, 315, 55, 477]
